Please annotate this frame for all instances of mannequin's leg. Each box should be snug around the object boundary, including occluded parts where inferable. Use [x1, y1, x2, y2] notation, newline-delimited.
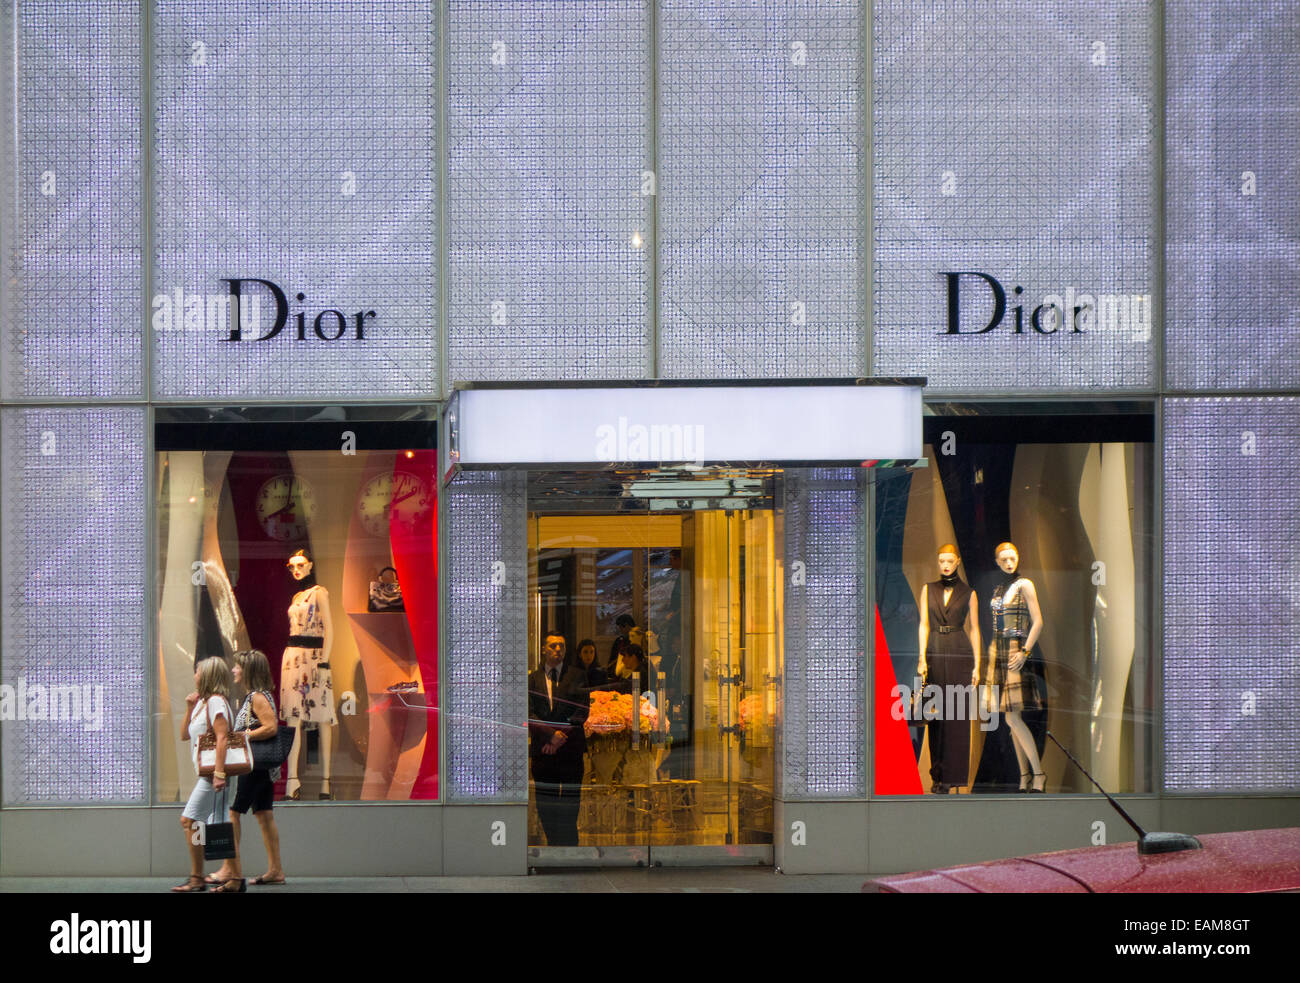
[319, 722, 334, 796]
[1005, 711, 1042, 782]
[1007, 712, 1030, 789]
[286, 724, 304, 797]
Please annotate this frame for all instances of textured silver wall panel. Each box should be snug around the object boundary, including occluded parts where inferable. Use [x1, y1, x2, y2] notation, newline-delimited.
[1, 407, 147, 803]
[782, 468, 866, 799]
[658, 0, 864, 378]
[874, 1, 1154, 391]
[444, 470, 528, 801]
[1164, 398, 1300, 790]
[445, 0, 649, 382]
[1166, 1, 1300, 390]
[151, 0, 437, 399]
[0, 1, 143, 399]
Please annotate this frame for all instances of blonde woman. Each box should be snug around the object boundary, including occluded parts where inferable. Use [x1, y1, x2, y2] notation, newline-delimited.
[173, 657, 233, 892]
[209, 649, 287, 891]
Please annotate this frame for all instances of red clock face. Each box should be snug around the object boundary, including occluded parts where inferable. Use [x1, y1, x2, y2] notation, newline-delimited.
[358, 471, 432, 537]
[255, 475, 317, 541]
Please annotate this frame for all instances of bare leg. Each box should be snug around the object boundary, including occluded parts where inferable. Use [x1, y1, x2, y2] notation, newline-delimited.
[181, 816, 204, 877]
[254, 810, 284, 880]
[228, 811, 243, 878]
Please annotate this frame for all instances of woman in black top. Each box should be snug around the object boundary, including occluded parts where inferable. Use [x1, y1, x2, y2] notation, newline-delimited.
[569, 638, 607, 687]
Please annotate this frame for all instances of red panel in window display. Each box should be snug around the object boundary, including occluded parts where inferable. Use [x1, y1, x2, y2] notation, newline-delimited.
[873, 607, 922, 795]
[389, 449, 439, 799]
[225, 452, 301, 695]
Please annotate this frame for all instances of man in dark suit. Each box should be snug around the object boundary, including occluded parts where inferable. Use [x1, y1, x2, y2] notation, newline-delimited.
[528, 630, 589, 846]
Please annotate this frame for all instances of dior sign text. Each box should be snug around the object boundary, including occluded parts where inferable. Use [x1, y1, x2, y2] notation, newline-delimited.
[222, 279, 376, 341]
[942, 272, 1151, 340]
[151, 280, 376, 341]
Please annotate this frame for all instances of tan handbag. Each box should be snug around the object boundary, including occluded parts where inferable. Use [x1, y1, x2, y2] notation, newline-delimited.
[197, 698, 253, 777]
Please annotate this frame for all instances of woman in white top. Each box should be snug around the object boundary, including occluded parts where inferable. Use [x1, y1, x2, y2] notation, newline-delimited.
[173, 657, 234, 892]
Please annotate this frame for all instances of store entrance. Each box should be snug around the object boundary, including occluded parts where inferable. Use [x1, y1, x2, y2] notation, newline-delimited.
[526, 469, 781, 866]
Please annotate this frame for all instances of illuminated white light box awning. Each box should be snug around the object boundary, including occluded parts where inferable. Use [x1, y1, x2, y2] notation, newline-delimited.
[443, 379, 925, 479]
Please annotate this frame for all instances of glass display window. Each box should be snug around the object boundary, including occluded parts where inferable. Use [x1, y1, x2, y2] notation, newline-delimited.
[873, 404, 1155, 796]
[153, 408, 438, 804]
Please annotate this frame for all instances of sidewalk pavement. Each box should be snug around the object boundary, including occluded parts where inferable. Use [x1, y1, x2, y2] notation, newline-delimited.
[2, 868, 871, 893]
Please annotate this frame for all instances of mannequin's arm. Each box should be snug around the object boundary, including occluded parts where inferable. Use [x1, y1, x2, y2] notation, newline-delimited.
[916, 585, 929, 678]
[1022, 580, 1043, 653]
[318, 586, 333, 664]
[966, 591, 981, 683]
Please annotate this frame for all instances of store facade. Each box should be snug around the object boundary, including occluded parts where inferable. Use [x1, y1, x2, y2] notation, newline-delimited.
[2, 0, 1299, 879]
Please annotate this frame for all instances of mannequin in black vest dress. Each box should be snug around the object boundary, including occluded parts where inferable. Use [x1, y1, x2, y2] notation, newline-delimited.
[916, 545, 981, 794]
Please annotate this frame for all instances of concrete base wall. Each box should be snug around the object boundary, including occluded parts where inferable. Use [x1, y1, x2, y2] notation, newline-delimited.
[4, 797, 1299, 877]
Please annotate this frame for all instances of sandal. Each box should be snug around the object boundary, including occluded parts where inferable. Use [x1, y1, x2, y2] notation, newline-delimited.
[204, 873, 230, 885]
[1030, 771, 1046, 793]
[1018, 771, 1032, 793]
[214, 877, 246, 894]
[171, 875, 207, 893]
[249, 874, 287, 886]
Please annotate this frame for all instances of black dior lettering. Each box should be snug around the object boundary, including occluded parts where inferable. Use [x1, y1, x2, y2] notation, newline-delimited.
[1012, 285, 1023, 333]
[941, 271, 1005, 334]
[314, 310, 347, 341]
[221, 278, 287, 342]
[218, 279, 371, 342]
[1031, 303, 1059, 334]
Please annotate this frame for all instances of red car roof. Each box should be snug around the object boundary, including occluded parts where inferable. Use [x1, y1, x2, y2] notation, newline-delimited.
[868, 827, 1300, 893]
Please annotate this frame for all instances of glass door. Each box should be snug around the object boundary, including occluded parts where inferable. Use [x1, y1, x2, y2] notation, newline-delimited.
[652, 508, 778, 862]
[525, 472, 780, 866]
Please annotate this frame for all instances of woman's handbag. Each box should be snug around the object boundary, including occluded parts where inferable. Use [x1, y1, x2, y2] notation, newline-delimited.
[251, 726, 295, 771]
[197, 699, 253, 777]
[368, 567, 404, 612]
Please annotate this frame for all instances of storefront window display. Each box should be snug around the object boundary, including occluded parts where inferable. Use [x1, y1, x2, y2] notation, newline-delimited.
[873, 405, 1154, 795]
[154, 410, 438, 803]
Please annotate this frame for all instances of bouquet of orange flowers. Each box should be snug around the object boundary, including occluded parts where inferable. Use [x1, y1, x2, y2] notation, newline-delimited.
[584, 691, 660, 737]
[737, 694, 764, 731]
[585, 690, 626, 736]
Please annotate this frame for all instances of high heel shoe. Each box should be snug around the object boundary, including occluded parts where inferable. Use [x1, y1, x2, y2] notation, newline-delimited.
[318, 781, 333, 801]
[1030, 771, 1046, 793]
[285, 779, 302, 801]
[1018, 771, 1031, 793]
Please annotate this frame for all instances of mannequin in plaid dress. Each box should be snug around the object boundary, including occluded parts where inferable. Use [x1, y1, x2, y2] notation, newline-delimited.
[985, 542, 1046, 793]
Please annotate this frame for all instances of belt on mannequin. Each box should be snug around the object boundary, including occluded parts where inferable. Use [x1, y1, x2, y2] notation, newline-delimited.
[936, 626, 959, 634]
[287, 635, 324, 648]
